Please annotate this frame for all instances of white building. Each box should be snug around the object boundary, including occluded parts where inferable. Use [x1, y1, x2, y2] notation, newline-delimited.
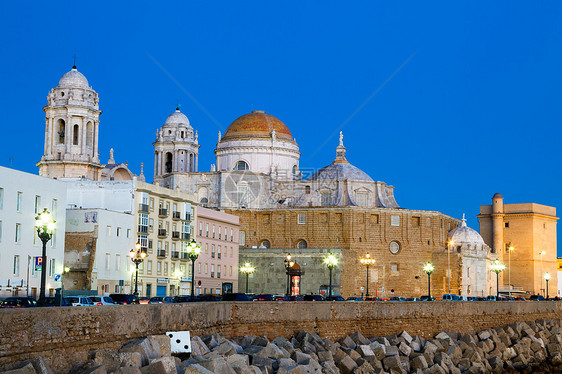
[0, 166, 67, 299]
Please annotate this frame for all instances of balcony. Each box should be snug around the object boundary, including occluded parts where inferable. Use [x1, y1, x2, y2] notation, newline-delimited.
[138, 203, 149, 213]
[181, 252, 189, 261]
[182, 233, 190, 240]
[158, 208, 168, 218]
[173, 211, 181, 220]
[157, 250, 166, 258]
[171, 251, 180, 260]
[138, 225, 148, 234]
[172, 231, 180, 240]
[184, 213, 191, 222]
[158, 229, 167, 238]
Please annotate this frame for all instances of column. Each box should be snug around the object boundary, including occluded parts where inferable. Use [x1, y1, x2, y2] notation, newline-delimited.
[81, 118, 87, 156]
[65, 116, 71, 156]
[173, 150, 178, 172]
[49, 117, 54, 156]
[44, 118, 50, 156]
[158, 151, 163, 176]
[154, 152, 158, 178]
[195, 155, 198, 172]
[93, 121, 100, 162]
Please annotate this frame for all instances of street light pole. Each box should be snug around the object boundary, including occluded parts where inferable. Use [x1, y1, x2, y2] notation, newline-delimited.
[35, 208, 56, 305]
[508, 244, 514, 296]
[544, 272, 551, 299]
[129, 241, 145, 297]
[187, 240, 201, 299]
[240, 262, 255, 294]
[284, 254, 295, 296]
[490, 259, 506, 299]
[539, 251, 546, 296]
[447, 240, 454, 294]
[360, 254, 376, 299]
[61, 266, 70, 306]
[323, 253, 338, 299]
[423, 262, 434, 299]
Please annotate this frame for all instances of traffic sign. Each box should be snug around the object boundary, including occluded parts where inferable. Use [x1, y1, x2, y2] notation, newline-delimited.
[35, 257, 43, 271]
[54, 274, 61, 282]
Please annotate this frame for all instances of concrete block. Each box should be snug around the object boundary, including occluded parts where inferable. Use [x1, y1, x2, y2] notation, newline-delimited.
[400, 331, 413, 344]
[152, 334, 173, 356]
[410, 355, 428, 370]
[146, 357, 177, 374]
[114, 368, 142, 374]
[2, 363, 37, 374]
[226, 354, 250, 368]
[190, 336, 211, 356]
[349, 331, 371, 345]
[80, 366, 107, 374]
[196, 357, 236, 374]
[354, 361, 375, 374]
[399, 342, 412, 357]
[339, 335, 356, 350]
[120, 338, 161, 366]
[383, 355, 401, 371]
[119, 352, 143, 368]
[337, 355, 357, 374]
[30, 357, 53, 374]
[385, 345, 399, 357]
[316, 351, 333, 363]
[215, 341, 244, 356]
[477, 330, 491, 341]
[182, 364, 215, 374]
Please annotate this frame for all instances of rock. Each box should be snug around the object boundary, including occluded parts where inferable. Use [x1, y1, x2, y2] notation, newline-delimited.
[79, 366, 107, 374]
[477, 330, 491, 341]
[317, 351, 333, 363]
[253, 343, 285, 360]
[349, 331, 371, 345]
[30, 357, 53, 374]
[196, 357, 236, 374]
[227, 354, 250, 368]
[182, 364, 215, 374]
[399, 331, 413, 344]
[337, 355, 357, 374]
[214, 340, 243, 356]
[386, 345, 399, 357]
[250, 356, 273, 373]
[411, 355, 428, 370]
[356, 344, 374, 357]
[333, 348, 348, 364]
[399, 342, 412, 357]
[190, 336, 211, 356]
[434, 332, 452, 344]
[354, 361, 375, 374]
[383, 355, 402, 371]
[94, 352, 122, 372]
[2, 363, 37, 374]
[150, 335, 172, 357]
[252, 335, 270, 347]
[424, 342, 438, 355]
[120, 338, 161, 366]
[114, 368, 141, 374]
[146, 357, 177, 374]
[339, 335, 357, 349]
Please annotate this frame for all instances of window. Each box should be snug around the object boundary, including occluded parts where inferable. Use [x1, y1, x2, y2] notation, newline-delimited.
[73, 124, 79, 145]
[16, 192, 22, 212]
[218, 245, 221, 259]
[211, 245, 215, 258]
[298, 214, 306, 224]
[138, 235, 148, 249]
[260, 240, 271, 248]
[107, 226, 112, 236]
[199, 222, 202, 236]
[321, 193, 331, 206]
[105, 254, 110, 270]
[35, 195, 41, 214]
[49, 259, 55, 277]
[239, 231, 246, 246]
[217, 265, 221, 279]
[305, 186, 311, 194]
[86, 122, 93, 146]
[505, 222, 509, 228]
[149, 219, 154, 229]
[115, 255, 121, 271]
[355, 192, 367, 207]
[205, 263, 208, 274]
[117, 227, 122, 237]
[0, 220, 2, 242]
[234, 160, 249, 170]
[57, 119, 65, 144]
[206, 223, 209, 237]
[147, 261, 152, 272]
[224, 227, 227, 241]
[296, 239, 307, 249]
[211, 264, 215, 278]
[370, 214, 379, 224]
[389, 241, 400, 254]
[231, 247, 233, 257]
[13, 255, 20, 276]
[391, 215, 400, 226]
[391, 263, 398, 272]
[198, 263, 201, 274]
[335, 213, 342, 223]
[231, 228, 233, 242]
[229, 266, 232, 276]
[164, 262, 168, 275]
[15, 223, 21, 243]
[205, 243, 208, 254]
[0, 188, 4, 209]
[138, 214, 148, 233]
[224, 247, 227, 257]
[412, 217, 420, 227]
[127, 229, 131, 238]
[212, 225, 215, 238]
[218, 226, 222, 239]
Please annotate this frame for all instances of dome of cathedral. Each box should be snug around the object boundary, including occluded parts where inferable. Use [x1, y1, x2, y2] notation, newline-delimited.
[164, 108, 191, 128]
[221, 111, 294, 142]
[308, 162, 374, 182]
[448, 217, 485, 245]
[58, 67, 89, 88]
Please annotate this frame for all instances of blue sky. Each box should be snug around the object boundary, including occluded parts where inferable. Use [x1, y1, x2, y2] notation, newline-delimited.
[1, 1, 561, 253]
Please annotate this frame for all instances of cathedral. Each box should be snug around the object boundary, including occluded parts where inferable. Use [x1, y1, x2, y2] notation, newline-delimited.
[37, 65, 497, 298]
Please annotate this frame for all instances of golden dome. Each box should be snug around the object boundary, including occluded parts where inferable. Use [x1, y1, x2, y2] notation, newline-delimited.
[222, 111, 294, 142]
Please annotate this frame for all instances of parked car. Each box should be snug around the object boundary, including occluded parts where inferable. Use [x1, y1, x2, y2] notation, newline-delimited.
[346, 297, 364, 301]
[221, 293, 252, 301]
[197, 294, 221, 302]
[515, 297, 527, 301]
[252, 294, 275, 301]
[139, 297, 151, 304]
[149, 296, 175, 304]
[66, 296, 94, 306]
[90, 296, 116, 305]
[303, 294, 325, 301]
[1, 297, 38, 308]
[406, 297, 420, 302]
[272, 295, 285, 301]
[420, 295, 435, 301]
[43, 297, 71, 307]
[109, 293, 139, 305]
[529, 295, 545, 301]
[325, 295, 345, 301]
[389, 296, 407, 301]
[282, 295, 304, 301]
[442, 294, 461, 301]
[365, 297, 382, 301]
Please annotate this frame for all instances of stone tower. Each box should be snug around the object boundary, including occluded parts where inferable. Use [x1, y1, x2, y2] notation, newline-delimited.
[153, 107, 200, 185]
[37, 65, 102, 180]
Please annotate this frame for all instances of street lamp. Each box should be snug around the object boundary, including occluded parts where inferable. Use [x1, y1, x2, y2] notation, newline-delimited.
[544, 272, 551, 299]
[507, 243, 514, 296]
[447, 240, 454, 294]
[360, 254, 376, 298]
[284, 254, 295, 296]
[423, 262, 434, 299]
[35, 208, 56, 305]
[490, 259, 506, 299]
[539, 250, 546, 296]
[323, 253, 338, 299]
[61, 266, 70, 305]
[187, 240, 201, 298]
[240, 262, 255, 294]
[129, 241, 146, 297]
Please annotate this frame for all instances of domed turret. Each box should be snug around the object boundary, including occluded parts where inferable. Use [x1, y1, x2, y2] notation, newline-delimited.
[222, 110, 294, 143]
[448, 214, 485, 245]
[58, 66, 90, 89]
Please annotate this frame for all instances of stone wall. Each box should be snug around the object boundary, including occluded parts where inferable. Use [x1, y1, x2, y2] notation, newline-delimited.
[1, 301, 561, 372]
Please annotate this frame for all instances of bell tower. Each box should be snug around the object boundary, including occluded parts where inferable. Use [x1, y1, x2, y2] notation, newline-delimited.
[37, 65, 102, 180]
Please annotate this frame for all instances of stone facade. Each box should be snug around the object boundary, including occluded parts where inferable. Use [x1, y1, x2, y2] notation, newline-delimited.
[233, 207, 461, 298]
[478, 194, 559, 297]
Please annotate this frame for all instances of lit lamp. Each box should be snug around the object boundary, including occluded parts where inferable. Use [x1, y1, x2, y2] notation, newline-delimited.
[490, 259, 506, 299]
[35, 208, 56, 305]
[323, 253, 338, 300]
[187, 240, 201, 298]
[544, 272, 551, 300]
[360, 254, 376, 299]
[423, 261, 434, 300]
[284, 254, 295, 296]
[240, 262, 255, 294]
[129, 241, 146, 297]
[61, 266, 70, 305]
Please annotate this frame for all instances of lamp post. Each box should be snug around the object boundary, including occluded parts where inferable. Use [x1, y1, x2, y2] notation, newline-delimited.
[544, 272, 551, 299]
[187, 240, 201, 298]
[35, 208, 56, 305]
[490, 259, 506, 299]
[240, 262, 255, 294]
[423, 262, 434, 299]
[447, 240, 454, 294]
[284, 254, 295, 296]
[61, 266, 70, 305]
[323, 253, 338, 299]
[539, 250, 546, 296]
[360, 254, 376, 298]
[508, 244, 514, 296]
[129, 241, 145, 297]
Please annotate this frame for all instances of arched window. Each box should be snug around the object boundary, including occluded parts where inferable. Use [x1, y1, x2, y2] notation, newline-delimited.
[234, 161, 249, 171]
[73, 124, 79, 145]
[57, 119, 65, 144]
[165, 153, 173, 173]
[260, 240, 271, 248]
[86, 122, 93, 147]
[200, 197, 208, 207]
[296, 239, 307, 249]
[292, 165, 297, 175]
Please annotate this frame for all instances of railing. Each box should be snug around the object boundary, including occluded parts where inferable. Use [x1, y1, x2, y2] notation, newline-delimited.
[184, 213, 191, 221]
[171, 251, 179, 259]
[182, 233, 190, 240]
[158, 229, 167, 237]
[138, 225, 148, 233]
[181, 252, 189, 260]
[172, 231, 180, 239]
[138, 204, 149, 213]
[157, 250, 166, 258]
[173, 211, 181, 220]
[158, 208, 168, 217]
